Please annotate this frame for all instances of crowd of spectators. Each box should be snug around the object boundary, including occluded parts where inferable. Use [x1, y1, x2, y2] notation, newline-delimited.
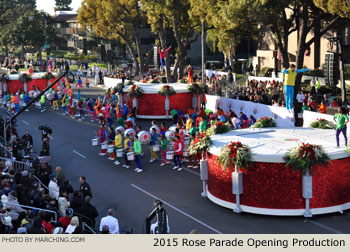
[0, 121, 105, 234]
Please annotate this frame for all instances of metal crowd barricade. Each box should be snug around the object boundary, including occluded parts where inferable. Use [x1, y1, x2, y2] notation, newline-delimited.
[0, 156, 30, 171]
[0, 201, 58, 222]
[0, 141, 12, 159]
[32, 174, 49, 191]
[82, 222, 97, 234]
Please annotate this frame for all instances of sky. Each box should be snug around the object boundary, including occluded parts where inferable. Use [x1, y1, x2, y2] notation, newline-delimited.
[36, 0, 83, 14]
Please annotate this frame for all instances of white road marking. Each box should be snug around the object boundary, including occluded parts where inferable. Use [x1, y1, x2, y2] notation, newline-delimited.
[183, 168, 200, 176]
[22, 120, 29, 125]
[73, 150, 87, 159]
[307, 220, 344, 234]
[131, 184, 222, 234]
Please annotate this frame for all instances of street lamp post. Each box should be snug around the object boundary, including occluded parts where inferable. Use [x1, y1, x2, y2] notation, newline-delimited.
[44, 19, 48, 70]
[201, 18, 205, 84]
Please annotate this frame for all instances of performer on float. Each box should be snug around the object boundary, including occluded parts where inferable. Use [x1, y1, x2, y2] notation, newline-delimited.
[281, 64, 309, 111]
[334, 107, 349, 147]
[187, 65, 194, 84]
[158, 46, 171, 71]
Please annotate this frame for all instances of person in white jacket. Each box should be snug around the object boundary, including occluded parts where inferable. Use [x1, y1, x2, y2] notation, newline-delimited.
[99, 209, 119, 234]
[58, 191, 70, 216]
[48, 174, 60, 200]
[6, 191, 25, 220]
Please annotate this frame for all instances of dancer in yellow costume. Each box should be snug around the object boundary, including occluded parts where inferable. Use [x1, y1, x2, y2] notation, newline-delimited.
[281, 64, 309, 111]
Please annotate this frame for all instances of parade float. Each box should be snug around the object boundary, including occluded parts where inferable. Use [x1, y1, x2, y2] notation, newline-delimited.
[1, 72, 58, 93]
[203, 127, 350, 216]
[120, 83, 193, 119]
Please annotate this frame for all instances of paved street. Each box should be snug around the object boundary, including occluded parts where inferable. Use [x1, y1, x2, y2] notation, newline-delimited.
[1, 82, 350, 234]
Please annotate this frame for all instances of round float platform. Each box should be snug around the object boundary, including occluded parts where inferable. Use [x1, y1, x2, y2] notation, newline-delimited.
[206, 128, 350, 216]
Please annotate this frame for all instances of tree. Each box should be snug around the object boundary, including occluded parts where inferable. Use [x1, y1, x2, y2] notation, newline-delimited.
[0, 0, 37, 57]
[78, 0, 147, 74]
[190, 0, 259, 68]
[55, 0, 73, 11]
[9, 10, 61, 61]
[141, 0, 199, 82]
[257, 0, 347, 91]
[314, 0, 350, 18]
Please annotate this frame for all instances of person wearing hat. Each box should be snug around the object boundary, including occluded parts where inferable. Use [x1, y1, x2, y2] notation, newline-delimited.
[49, 174, 59, 200]
[58, 208, 74, 231]
[79, 176, 92, 198]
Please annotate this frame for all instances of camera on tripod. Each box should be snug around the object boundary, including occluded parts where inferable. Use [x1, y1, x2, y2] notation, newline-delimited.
[145, 200, 169, 234]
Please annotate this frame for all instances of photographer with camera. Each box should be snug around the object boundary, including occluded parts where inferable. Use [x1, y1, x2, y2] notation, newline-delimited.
[39, 125, 52, 142]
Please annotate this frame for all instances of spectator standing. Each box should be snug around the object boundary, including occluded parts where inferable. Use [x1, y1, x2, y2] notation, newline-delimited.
[248, 63, 253, 75]
[316, 78, 321, 93]
[79, 176, 92, 198]
[254, 64, 260, 76]
[58, 191, 70, 216]
[48, 174, 59, 200]
[80, 196, 98, 228]
[55, 167, 65, 188]
[310, 77, 316, 94]
[241, 63, 246, 76]
[70, 191, 84, 213]
[100, 209, 119, 234]
[296, 91, 305, 108]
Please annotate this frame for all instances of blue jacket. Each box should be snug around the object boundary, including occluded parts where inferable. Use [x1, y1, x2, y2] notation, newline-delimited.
[150, 132, 158, 146]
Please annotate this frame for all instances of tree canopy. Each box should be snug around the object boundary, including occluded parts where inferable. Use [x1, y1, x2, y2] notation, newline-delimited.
[79, 0, 147, 73]
[55, 0, 73, 11]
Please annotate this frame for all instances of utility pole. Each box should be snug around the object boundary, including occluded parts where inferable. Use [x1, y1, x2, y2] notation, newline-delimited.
[327, 36, 346, 104]
[201, 18, 205, 84]
[337, 38, 346, 104]
[44, 19, 48, 70]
